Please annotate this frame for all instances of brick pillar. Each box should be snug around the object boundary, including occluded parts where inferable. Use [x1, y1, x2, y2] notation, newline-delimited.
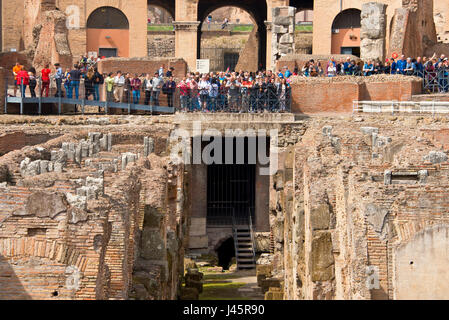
[361, 2, 387, 63]
[174, 22, 200, 72]
[270, 6, 296, 71]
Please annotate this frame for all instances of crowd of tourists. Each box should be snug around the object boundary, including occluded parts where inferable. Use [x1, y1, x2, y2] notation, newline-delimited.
[10, 52, 449, 112]
[11, 61, 293, 113]
[298, 53, 448, 77]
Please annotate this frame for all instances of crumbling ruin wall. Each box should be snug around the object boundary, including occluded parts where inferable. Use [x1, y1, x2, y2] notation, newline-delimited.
[20, 0, 73, 70]
[0, 118, 187, 300]
[234, 27, 259, 73]
[389, 0, 446, 58]
[277, 116, 449, 300]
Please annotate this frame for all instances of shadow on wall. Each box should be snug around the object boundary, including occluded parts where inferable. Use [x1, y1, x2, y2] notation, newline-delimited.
[0, 254, 31, 300]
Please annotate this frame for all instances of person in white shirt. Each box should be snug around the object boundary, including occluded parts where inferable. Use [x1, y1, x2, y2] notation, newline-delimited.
[198, 75, 211, 111]
[113, 71, 125, 102]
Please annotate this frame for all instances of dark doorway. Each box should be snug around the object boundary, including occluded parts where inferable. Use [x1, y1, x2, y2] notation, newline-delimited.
[341, 46, 360, 57]
[224, 52, 239, 72]
[216, 237, 235, 270]
[99, 48, 118, 58]
[207, 163, 255, 226]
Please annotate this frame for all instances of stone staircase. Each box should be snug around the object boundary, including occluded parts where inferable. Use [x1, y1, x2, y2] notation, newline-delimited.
[234, 226, 256, 270]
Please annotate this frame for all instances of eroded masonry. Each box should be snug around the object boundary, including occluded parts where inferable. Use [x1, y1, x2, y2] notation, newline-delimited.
[0, 113, 448, 300]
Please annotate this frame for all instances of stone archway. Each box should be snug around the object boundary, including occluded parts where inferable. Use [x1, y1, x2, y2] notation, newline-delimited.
[331, 9, 361, 56]
[196, 1, 268, 71]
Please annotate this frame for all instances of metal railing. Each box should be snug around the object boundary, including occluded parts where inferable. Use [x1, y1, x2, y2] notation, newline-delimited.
[248, 208, 256, 262]
[175, 87, 292, 113]
[4, 76, 175, 115]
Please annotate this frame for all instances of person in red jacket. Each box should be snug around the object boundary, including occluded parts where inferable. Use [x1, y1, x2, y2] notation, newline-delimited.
[16, 67, 29, 97]
[40, 64, 51, 97]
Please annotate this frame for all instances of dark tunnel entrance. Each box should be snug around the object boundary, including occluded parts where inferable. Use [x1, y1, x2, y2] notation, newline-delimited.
[216, 237, 235, 270]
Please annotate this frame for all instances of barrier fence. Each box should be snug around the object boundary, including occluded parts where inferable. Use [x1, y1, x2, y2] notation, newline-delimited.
[4, 76, 292, 115]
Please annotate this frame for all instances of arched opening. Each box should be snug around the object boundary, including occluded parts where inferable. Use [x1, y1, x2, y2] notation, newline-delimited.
[197, 1, 267, 72]
[331, 9, 361, 57]
[216, 237, 235, 270]
[295, 9, 314, 54]
[86, 7, 130, 58]
[147, 4, 176, 57]
[148, 5, 174, 24]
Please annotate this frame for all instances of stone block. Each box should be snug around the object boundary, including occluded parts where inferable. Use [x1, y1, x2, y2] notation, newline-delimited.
[310, 232, 334, 282]
[311, 204, 331, 230]
[279, 34, 294, 44]
[188, 235, 208, 249]
[143, 206, 164, 229]
[141, 229, 165, 260]
[21, 191, 67, 218]
[189, 218, 207, 236]
[423, 151, 448, 164]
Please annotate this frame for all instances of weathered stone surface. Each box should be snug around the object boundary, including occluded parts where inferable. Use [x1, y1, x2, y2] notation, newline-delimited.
[0, 165, 9, 182]
[360, 2, 387, 62]
[141, 230, 165, 260]
[364, 203, 389, 233]
[423, 151, 448, 164]
[143, 206, 164, 229]
[310, 232, 334, 282]
[68, 207, 88, 224]
[14, 191, 67, 218]
[311, 204, 331, 231]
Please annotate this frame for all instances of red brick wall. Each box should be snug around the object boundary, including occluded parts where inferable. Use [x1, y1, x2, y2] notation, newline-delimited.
[360, 81, 422, 101]
[290, 79, 423, 114]
[291, 82, 359, 114]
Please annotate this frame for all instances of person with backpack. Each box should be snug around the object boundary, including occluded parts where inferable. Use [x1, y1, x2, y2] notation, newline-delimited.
[208, 78, 219, 113]
[93, 67, 103, 101]
[28, 69, 37, 97]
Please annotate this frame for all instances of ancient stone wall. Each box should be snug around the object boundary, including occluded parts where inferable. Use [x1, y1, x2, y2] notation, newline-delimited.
[275, 116, 449, 300]
[0, 118, 188, 300]
[270, 7, 296, 71]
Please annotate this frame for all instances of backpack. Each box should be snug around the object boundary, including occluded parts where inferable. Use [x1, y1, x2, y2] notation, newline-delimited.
[162, 82, 169, 94]
[97, 73, 104, 85]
